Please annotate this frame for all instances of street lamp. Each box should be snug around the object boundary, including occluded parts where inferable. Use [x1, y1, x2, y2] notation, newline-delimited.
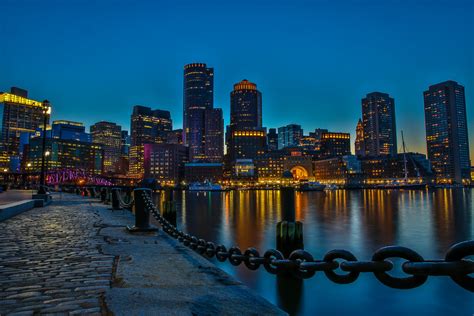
[38, 100, 51, 195]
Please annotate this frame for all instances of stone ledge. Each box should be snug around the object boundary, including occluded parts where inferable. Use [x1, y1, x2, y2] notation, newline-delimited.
[0, 200, 36, 221]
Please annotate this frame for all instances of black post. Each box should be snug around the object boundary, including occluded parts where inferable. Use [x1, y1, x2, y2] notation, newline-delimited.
[276, 187, 304, 258]
[37, 100, 50, 195]
[111, 188, 121, 210]
[100, 187, 106, 202]
[127, 188, 158, 232]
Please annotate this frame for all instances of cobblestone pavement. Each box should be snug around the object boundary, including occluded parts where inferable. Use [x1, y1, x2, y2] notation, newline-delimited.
[0, 194, 114, 315]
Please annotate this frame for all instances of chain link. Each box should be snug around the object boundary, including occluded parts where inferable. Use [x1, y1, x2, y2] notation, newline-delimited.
[140, 191, 474, 292]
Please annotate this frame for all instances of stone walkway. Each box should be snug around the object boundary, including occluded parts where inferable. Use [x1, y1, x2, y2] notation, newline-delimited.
[0, 194, 113, 315]
[0, 192, 285, 316]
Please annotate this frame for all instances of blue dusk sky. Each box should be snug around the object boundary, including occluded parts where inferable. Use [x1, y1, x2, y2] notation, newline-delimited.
[1, 0, 473, 157]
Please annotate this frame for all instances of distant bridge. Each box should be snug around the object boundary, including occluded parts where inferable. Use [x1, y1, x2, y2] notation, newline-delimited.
[46, 169, 112, 186]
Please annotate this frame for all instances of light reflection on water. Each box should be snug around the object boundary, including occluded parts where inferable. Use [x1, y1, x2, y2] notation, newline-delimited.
[154, 189, 474, 315]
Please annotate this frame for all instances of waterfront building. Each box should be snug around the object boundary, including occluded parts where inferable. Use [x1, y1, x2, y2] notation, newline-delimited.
[234, 159, 256, 178]
[256, 149, 313, 182]
[143, 143, 188, 185]
[227, 79, 266, 164]
[90, 121, 122, 174]
[355, 119, 365, 157]
[255, 151, 285, 181]
[24, 136, 103, 175]
[424, 80, 471, 184]
[52, 120, 91, 142]
[360, 153, 432, 183]
[183, 63, 223, 162]
[117, 130, 130, 175]
[278, 124, 303, 149]
[317, 131, 351, 158]
[184, 162, 223, 183]
[129, 105, 172, 178]
[0, 87, 50, 170]
[267, 128, 278, 151]
[313, 155, 362, 186]
[361, 92, 397, 156]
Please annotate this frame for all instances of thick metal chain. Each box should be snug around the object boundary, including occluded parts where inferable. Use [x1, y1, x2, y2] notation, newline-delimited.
[116, 190, 134, 209]
[141, 192, 474, 292]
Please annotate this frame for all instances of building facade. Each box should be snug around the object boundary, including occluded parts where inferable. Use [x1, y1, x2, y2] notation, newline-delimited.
[355, 119, 364, 157]
[267, 128, 278, 151]
[227, 79, 266, 163]
[129, 105, 172, 178]
[143, 143, 188, 184]
[424, 80, 471, 184]
[91, 121, 122, 174]
[183, 63, 222, 161]
[361, 92, 397, 156]
[0, 88, 50, 170]
[317, 131, 351, 158]
[52, 120, 90, 142]
[278, 124, 303, 149]
[204, 108, 224, 162]
[184, 162, 223, 183]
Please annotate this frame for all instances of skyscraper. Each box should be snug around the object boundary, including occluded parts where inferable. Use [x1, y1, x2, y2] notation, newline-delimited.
[129, 105, 172, 178]
[0, 87, 50, 170]
[90, 121, 122, 174]
[424, 80, 471, 184]
[361, 92, 397, 156]
[278, 124, 303, 149]
[204, 108, 224, 162]
[355, 119, 365, 157]
[227, 79, 266, 162]
[183, 63, 216, 161]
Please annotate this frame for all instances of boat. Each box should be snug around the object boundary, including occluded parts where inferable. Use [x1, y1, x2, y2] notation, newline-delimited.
[297, 181, 326, 191]
[188, 180, 224, 192]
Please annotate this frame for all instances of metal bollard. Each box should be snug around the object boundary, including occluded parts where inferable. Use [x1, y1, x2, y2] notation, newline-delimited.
[83, 188, 89, 197]
[111, 188, 121, 210]
[75, 188, 81, 195]
[276, 187, 304, 258]
[127, 188, 158, 232]
[100, 188, 106, 202]
[104, 187, 111, 204]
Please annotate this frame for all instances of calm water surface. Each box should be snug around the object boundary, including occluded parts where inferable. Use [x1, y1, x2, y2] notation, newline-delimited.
[154, 189, 473, 315]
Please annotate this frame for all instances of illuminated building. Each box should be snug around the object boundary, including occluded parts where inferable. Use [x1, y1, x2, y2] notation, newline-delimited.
[361, 92, 397, 156]
[24, 137, 103, 175]
[0, 87, 50, 170]
[129, 105, 172, 178]
[184, 162, 223, 183]
[360, 153, 432, 182]
[256, 150, 313, 181]
[256, 151, 285, 180]
[278, 124, 303, 149]
[227, 79, 266, 164]
[204, 108, 224, 162]
[355, 119, 365, 157]
[52, 120, 90, 142]
[318, 131, 351, 158]
[234, 159, 256, 179]
[143, 143, 188, 184]
[183, 63, 223, 161]
[267, 128, 278, 151]
[424, 81, 471, 184]
[313, 155, 362, 186]
[90, 121, 122, 174]
[117, 130, 130, 175]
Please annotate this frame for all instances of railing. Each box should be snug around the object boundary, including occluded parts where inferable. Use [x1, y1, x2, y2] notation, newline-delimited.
[80, 186, 474, 292]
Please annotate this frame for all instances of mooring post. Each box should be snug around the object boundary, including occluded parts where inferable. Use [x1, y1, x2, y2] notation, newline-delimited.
[162, 188, 177, 226]
[276, 187, 304, 258]
[127, 188, 158, 232]
[104, 187, 111, 204]
[75, 188, 80, 195]
[100, 187, 106, 202]
[83, 187, 89, 197]
[111, 188, 121, 210]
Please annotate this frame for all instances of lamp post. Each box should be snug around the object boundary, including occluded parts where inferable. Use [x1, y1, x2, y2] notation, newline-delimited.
[38, 100, 51, 194]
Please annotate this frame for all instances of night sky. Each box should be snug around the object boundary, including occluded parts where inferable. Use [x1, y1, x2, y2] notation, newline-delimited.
[1, 0, 473, 157]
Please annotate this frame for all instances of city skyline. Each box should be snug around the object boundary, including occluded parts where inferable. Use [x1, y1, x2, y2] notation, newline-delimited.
[1, 0, 473, 158]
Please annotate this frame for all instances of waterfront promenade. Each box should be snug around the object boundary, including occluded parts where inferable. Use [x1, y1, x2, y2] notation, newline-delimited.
[0, 193, 284, 315]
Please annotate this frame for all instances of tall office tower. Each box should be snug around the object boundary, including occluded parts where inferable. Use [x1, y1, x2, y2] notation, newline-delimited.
[204, 108, 224, 162]
[129, 105, 172, 178]
[355, 119, 365, 157]
[424, 80, 471, 184]
[183, 63, 214, 161]
[267, 128, 278, 151]
[227, 80, 267, 162]
[361, 92, 397, 156]
[0, 87, 50, 169]
[90, 121, 122, 174]
[52, 120, 91, 142]
[278, 124, 303, 149]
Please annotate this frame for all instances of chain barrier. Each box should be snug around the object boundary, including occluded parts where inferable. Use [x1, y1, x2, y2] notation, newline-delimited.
[117, 190, 134, 209]
[138, 191, 474, 292]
